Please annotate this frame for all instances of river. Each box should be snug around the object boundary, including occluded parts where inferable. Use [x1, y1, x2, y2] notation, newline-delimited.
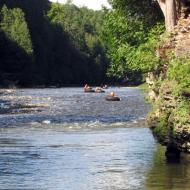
[0, 87, 189, 190]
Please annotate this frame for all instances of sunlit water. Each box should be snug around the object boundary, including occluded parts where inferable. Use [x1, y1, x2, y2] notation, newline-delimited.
[0, 87, 189, 190]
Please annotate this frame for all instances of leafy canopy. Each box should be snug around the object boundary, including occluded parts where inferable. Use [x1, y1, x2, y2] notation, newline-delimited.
[102, 1, 164, 79]
[0, 5, 33, 55]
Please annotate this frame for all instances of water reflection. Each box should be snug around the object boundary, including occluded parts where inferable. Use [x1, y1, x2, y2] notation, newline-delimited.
[0, 126, 156, 190]
[146, 145, 190, 190]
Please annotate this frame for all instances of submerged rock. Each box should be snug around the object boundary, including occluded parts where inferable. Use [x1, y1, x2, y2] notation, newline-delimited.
[0, 89, 50, 115]
[165, 143, 181, 163]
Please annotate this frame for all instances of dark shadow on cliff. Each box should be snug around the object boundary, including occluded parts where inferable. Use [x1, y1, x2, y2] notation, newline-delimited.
[0, 0, 108, 87]
[0, 30, 33, 87]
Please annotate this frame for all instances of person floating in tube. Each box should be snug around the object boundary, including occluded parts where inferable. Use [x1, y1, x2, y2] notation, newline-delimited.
[108, 92, 115, 97]
[84, 84, 92, 90]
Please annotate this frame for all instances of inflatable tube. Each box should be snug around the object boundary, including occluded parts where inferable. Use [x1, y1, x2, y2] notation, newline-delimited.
[84, 89, 95, 93]
[105, 96, 120, 101]
[95, 90, 105, 93]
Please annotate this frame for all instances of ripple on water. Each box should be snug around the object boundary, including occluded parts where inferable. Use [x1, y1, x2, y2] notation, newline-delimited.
[0, 87, 150, 127]
[0, 88, 189, 190]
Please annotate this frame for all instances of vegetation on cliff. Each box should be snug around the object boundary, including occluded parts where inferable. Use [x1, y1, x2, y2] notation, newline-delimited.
[147, 14, 190, 155]
[148, 55, 190, 153]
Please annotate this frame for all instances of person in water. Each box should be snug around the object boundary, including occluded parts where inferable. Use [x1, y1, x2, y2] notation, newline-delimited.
[108, 91, 115, 97]
[84, 84, 92, 90]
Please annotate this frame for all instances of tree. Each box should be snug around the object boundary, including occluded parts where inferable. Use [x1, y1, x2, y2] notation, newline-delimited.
[0, 0, 110, 86]
[157, 0, 177, 32]
[157, 0, 190, 32]
[108, 0, 163, 26]
[0, 5, 33, 55]
[102, 0, 164, 83]
[109, 0, 189, 32]
[0, 5, 34, 86]
[47, 2, 65, 24]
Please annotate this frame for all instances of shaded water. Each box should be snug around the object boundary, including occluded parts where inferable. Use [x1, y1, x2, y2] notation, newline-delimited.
[0, 87, 189, 189]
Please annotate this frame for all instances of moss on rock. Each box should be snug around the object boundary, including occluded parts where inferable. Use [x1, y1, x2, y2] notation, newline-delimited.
[147, 56, 190, 154]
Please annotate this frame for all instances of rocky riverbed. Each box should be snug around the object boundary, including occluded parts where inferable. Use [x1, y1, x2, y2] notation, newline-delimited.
[0, 89, 50, 115]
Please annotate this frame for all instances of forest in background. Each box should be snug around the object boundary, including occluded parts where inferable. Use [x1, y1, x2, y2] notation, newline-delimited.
[0, 0, 165, 87]
[0, 0, 111, 87]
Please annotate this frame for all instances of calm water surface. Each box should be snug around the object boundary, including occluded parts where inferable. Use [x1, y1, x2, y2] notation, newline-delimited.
[0, 87, 189, 190]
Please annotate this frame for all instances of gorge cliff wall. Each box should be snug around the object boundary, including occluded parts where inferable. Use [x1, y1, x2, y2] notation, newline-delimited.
[147, 15, 190, 159]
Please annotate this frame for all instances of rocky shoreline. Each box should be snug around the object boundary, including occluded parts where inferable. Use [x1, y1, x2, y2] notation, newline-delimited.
[146, 15, 190, 161]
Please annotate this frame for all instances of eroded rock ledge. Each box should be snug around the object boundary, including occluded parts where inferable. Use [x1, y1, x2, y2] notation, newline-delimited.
[147, 15, 190, 159]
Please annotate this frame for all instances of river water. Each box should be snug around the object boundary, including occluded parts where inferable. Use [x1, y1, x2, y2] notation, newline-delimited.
[0, 87, 189, 190]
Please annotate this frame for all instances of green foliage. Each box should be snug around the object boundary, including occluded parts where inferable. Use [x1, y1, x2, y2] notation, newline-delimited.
[47, 2, 110, 84]
[0, 0, 110, 86]
[109, 0, 163, 25]
[102, 7, 165, 80]
[174, 100, 190, 124]
[164, 57, 190, 127]
[48, 3, 106, 52]
[167, 57, 190, 95]
[100, 0, 165, 84]
[47, 2, 65, 24]
[0, 5, 33, 55]
[149, 57, 190, 146]
[153, 113, 169, 143]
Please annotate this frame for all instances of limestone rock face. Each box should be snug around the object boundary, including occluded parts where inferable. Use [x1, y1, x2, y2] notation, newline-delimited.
[174, 16, 190, 56]
[148, 78, 190, 154]
[147, 15, 190, 155]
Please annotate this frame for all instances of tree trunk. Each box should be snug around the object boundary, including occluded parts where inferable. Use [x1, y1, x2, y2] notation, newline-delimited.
[166, 0, 177, 31]
[157, 0, 177, 32]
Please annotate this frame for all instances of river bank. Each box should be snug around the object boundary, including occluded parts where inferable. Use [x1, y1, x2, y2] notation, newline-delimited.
[145, 16, 190, 160]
